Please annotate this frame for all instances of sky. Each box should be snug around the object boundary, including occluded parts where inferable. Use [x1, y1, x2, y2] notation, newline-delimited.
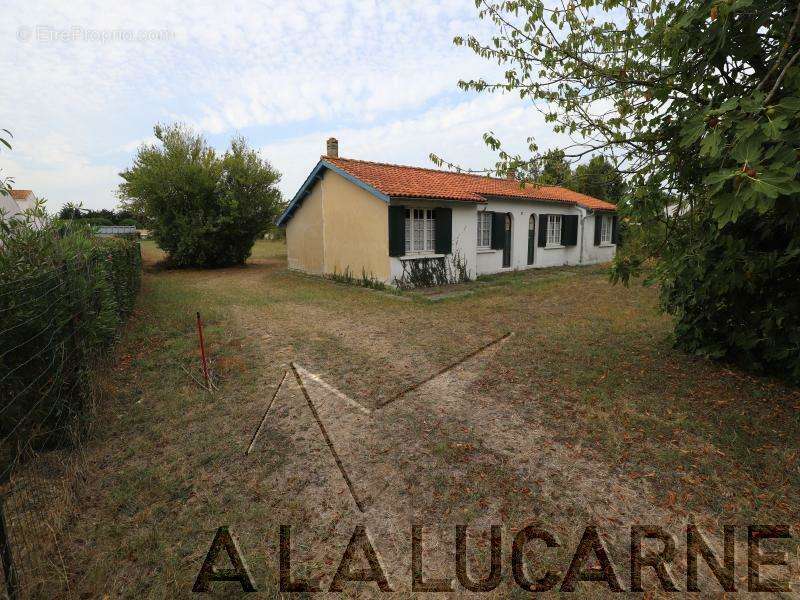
[1, 0, 569, 212]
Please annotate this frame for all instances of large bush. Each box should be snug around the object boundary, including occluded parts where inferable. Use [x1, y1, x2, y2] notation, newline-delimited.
[660, 204, 800, 379]
[0, 205, 141, 449]
[119, 124, 282, 267]
[451, 0, 800, 382]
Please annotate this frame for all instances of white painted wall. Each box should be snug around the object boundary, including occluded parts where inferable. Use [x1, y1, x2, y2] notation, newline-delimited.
[582, 212, 617, 265]
[473, 199, 617, 274]
[388, 199, 477, 284]
[0, 192, 44, 229]
[0, 194, 20, 220]
[387, 197, 615, 285]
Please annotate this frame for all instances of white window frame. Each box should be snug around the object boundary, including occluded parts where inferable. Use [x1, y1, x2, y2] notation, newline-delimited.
[404, 208, 436, 254]
[600, 214, 613, 244]
[546, 214, 562, 246]
[477, 211, 492, 249]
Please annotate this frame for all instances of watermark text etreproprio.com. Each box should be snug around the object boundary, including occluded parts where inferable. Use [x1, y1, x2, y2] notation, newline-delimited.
[16, 25, 174, 43]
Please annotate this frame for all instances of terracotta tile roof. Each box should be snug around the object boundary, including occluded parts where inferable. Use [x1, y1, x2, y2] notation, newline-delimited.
[10, 189, 33, 200]
[324, 156, 616, 211]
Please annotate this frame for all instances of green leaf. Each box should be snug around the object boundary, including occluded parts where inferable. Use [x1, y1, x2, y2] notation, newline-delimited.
[708, 98, 739, 115]
[700, 129, 723, 158]
[679, 118, 705, 147]
[735, 119, 759, 138]
[763, 116, 788, 140]
[758, 170, 800, 196]
[751, 178, 781, 199]
[777, 96, 800, 111]
[704, 168, 738, 185]
[730, 134, 762, 164]
[739, 96, 763, 113]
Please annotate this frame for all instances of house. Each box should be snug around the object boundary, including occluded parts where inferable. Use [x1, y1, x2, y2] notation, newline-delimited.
[277, 139, 618, 286]
[1, 189, 46, 230]
[0, 189, 37, 220]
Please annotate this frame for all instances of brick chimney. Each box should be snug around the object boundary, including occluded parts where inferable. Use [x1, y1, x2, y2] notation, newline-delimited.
[326, 137, 339, 158]
[505, 167, 516, 180]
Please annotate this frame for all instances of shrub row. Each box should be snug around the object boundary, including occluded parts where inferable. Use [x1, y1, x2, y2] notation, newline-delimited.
[0, 211, 141, 450]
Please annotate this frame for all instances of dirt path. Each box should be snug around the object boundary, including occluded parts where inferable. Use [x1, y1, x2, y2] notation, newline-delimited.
[240, 304, 735, 597]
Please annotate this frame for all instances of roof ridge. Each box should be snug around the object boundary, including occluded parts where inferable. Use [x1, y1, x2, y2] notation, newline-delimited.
[322, 155, 570, 188]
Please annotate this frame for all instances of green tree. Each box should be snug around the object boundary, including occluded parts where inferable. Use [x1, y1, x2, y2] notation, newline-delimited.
[58, 203, 83, 220]
[573, 156, 627, 204]
[119, 124, 282, 267]
[538, 149, 574, 186]
[454, 0, 800, 380]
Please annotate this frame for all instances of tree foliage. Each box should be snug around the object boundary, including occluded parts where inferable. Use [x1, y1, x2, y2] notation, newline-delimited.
[455, 0, 800, 380]
[58, 203, 141, 227]
[0, 206, 141, 445]
[527, 150, 628, 202]
[573, 155, 627, 204]
[119, 124, 282, 267]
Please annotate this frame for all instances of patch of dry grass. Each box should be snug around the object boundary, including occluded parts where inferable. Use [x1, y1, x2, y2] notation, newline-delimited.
[46, 240, 799, 598]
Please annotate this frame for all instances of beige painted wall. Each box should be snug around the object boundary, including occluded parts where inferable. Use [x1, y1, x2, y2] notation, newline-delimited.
[285, 169, 389, 281]
[321, 171, 389, 281]
[285, 181, 324, 274]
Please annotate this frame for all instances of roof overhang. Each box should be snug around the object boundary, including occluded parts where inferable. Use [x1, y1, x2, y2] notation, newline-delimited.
[276, 159, 391, 226]
[388, 195, 486, 204]
[480, 193, 616, 212]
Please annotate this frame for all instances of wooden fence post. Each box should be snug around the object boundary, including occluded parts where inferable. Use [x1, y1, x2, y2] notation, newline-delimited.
[196, 312, 210, 390]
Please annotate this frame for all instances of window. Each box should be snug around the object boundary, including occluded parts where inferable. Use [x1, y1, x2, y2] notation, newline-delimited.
[600, 215, 612, 244]
[546, 214, 562, 246]
[404, 208, 436, 254]
[477, 212, 492, 248]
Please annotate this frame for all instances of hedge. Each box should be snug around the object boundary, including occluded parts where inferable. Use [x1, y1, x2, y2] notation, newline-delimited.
[0, 211, 141, 450]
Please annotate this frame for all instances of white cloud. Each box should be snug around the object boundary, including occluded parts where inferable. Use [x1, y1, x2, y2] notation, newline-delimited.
[0, 0, 563, 211]
[260, 93, 568, 199]
[119, 136, 159, 154]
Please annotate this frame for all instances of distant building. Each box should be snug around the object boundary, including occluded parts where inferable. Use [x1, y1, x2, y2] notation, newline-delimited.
[95, 225, 139, 238]
[1, 189, 44, 228]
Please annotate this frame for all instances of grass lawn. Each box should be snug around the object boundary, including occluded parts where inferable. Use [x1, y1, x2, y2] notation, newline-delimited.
[52, 239, 799, 597]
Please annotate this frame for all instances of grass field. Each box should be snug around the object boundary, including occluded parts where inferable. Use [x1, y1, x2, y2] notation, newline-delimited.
[53, 239, 799, 597]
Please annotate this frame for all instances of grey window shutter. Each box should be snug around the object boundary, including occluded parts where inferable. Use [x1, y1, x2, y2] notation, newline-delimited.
[491, 212, 505, 250]
[388, 205, 405, 256]
[611, 215, 619, 244]
[538, 214, 548, 247]
[594, 213, 603, 246]
[562, 215, 579, 246]
[434, 207, 452, 254]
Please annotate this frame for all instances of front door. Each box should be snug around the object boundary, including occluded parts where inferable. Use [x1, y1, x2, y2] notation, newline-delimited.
[527, 214, 535, 265]
[503, 213, 512, 268]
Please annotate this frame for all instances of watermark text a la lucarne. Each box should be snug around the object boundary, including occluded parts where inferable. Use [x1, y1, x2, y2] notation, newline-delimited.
[192, 523, 797, 594]
[16, 25, 175, 44]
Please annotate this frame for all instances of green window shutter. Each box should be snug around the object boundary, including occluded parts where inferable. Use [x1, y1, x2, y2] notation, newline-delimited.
[611, 215, 619, 245]
[594, 214, 603, 246]
[527, 226, 535, 264]
[538, 214, 548, 247]
[491, 212, 505, 250]
[434, 207, 452, 254]
[388, 205, 405, 257]
[562, 215, 579, 246]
